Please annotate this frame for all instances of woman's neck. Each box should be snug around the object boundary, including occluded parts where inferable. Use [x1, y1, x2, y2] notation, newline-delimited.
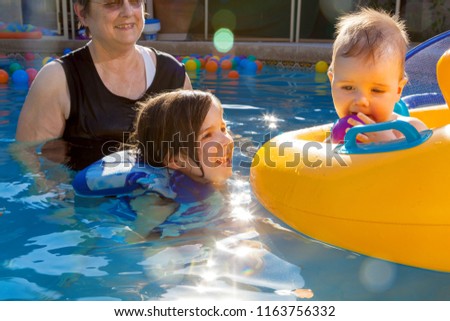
[87, 40, 139, 65]
[87, 41, 146, 99]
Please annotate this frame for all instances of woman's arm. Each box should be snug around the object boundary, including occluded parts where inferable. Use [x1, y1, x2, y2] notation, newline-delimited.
[16, 61, 70, 143]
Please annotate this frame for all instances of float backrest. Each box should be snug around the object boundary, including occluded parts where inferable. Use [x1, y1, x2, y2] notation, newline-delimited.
[437, 50, 450, 107]
[402, 30, 450, 108]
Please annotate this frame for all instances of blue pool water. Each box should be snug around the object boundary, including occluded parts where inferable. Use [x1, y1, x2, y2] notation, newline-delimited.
[1, 63, 449, 301]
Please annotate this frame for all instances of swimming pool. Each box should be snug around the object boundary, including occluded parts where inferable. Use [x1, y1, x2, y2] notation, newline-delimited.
[1, 62, 449, 301]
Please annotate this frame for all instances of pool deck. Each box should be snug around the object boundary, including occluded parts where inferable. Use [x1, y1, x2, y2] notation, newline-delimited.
[0, 39, 333, 63]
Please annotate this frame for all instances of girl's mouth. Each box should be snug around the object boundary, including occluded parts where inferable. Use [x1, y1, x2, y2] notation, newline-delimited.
[213, 153, 233, 167]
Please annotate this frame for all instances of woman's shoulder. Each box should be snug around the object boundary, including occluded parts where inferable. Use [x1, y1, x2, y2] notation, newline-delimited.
[138, 45, 182, 66]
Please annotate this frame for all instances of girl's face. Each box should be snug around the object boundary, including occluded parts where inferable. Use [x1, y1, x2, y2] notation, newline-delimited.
[170, 101, 234, 185]
[76, 0, 144, 48]
[328, 54, 407, 123]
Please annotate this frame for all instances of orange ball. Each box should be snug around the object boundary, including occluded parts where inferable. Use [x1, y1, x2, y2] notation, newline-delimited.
[228, 70, 239, 79]
[198, 58, 206, 69]
[255, 60, 263, 71]
[205, 60, 218, 73]
[221, 59, 232, 70]
[0, 69, 8, 84]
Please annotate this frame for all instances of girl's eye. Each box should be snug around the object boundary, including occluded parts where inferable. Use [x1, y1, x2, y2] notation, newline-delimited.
[341, 86, 353, 91]
[372, 88, 385, 93]
[201, 133, 212, 139]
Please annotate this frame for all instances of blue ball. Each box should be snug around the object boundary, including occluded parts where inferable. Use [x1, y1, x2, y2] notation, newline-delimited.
[12, 69, 29, 84]
[239, 58, 249, 69]
[244, 61, 258, 74]
[63, 48, 72, 55]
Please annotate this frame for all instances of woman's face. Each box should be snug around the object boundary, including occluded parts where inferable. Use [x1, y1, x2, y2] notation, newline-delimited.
[76, 0, 144, 48]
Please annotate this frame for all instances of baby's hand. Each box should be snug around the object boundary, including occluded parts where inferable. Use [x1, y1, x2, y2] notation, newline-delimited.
[331, 114, 363, 144]
[350, 112, 397, 143]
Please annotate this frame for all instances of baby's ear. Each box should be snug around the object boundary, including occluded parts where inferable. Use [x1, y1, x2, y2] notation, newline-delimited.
[327, 69, 334, 82]
[398, 77, 408, 95]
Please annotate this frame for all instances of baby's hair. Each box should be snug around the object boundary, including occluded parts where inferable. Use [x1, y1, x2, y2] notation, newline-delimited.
[331, 7, 409, 76]
[128, 89, 221, 168]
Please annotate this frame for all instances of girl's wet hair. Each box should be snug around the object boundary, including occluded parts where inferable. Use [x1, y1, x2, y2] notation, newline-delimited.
[128, 89, 221, 168]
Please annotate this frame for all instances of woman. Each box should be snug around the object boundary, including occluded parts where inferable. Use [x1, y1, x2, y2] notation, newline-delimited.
[15, 0, 191, 169]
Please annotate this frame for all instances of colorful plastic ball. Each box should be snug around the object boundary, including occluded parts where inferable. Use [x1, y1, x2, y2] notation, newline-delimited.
[220, 59, 232, 70]
[24, 52, 35, 61]
[205, 60, 218, 73]
[42, 56, 54, 66]
[198, 58, 206, 69]
[315, 60, 329, 73]
[228, 70, 239, 79]
[11, 69, 29, 85]
[255, 60, 263, 71]
[244, 61, 258, 74]
[239, 58, 249, 69]
[193, 58, 201, 69]
[23, 24, 35, 32]
[26, 68, 38, 83]
[6, 22, 20, 32]
[9, 62, 22, 74]
[63, 48, 72, 55]
[0, 69, 8, 84]
[185, 59, 198, 71]
[331, 114, 363, 144]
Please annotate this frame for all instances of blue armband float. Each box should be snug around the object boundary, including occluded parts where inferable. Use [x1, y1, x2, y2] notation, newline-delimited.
[72, 151, 215, 203]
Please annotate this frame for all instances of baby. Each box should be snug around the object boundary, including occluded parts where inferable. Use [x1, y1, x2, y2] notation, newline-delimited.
[328, 8, 427, 143]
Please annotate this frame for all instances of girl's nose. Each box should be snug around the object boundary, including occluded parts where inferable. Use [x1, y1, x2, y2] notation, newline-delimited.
[221, 132, 234, 147]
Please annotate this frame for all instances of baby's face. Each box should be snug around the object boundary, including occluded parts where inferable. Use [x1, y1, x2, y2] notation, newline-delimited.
[328, 55, 407, 123]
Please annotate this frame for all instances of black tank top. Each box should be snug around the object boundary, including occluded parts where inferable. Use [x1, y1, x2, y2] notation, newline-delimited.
[46, 45, 185, 170]
[59, 45, 185, 142]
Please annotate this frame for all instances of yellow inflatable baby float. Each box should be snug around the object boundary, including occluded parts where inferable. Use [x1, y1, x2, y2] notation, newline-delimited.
[250, 48, 450, 272]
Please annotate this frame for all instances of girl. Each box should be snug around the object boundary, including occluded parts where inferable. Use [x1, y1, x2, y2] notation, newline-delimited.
[73, 90, 234, 225]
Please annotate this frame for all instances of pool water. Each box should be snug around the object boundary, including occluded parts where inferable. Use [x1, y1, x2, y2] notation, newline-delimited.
[1, 64, 449, 301]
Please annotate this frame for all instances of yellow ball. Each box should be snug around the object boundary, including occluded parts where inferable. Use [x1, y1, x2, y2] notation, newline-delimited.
[42, 56, 53, 66]
[315, 60, 329, 73]
[185, 59, 198, 71]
